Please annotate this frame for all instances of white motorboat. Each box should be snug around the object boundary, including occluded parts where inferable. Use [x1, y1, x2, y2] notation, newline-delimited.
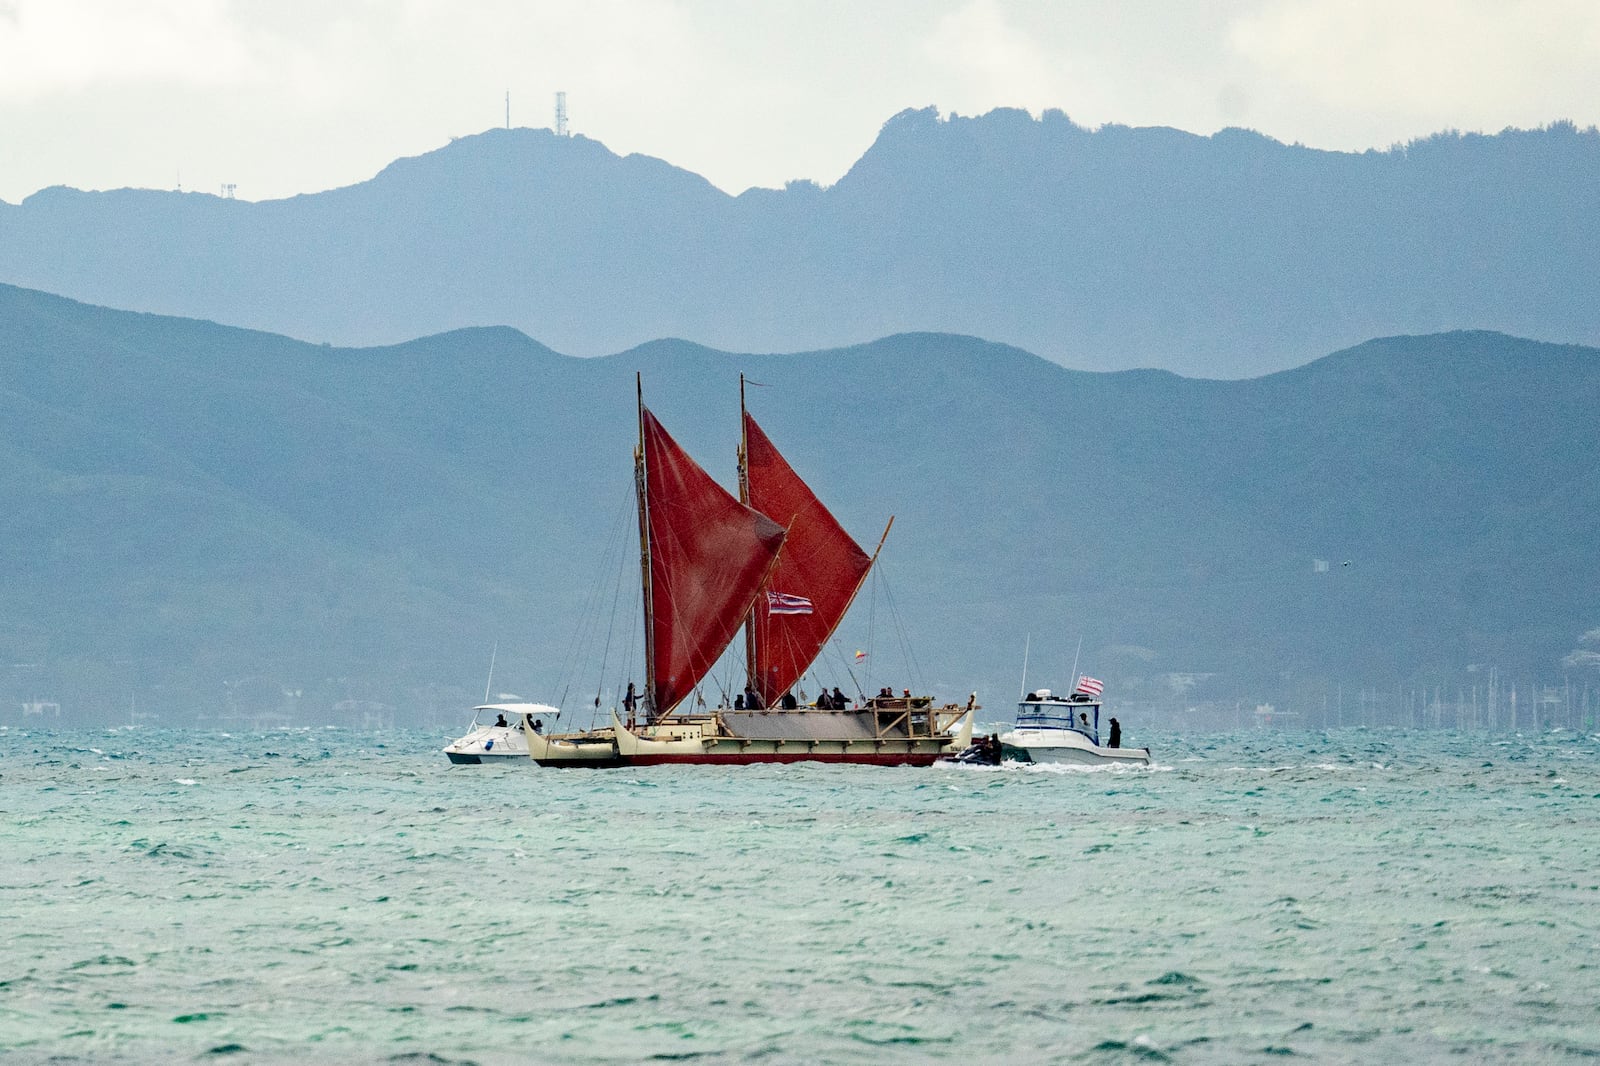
[1001, 687, 1151, 766]
[443, 702, 559, 764]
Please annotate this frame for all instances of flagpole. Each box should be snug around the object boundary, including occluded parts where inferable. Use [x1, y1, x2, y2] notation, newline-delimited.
[1068, 634, 1083, 695]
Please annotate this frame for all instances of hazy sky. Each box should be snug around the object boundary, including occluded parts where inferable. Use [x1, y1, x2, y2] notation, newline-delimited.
[2, 0, 1598, 204]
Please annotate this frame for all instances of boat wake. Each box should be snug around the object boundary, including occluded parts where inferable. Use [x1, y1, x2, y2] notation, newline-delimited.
[934, 758, 1171, 774]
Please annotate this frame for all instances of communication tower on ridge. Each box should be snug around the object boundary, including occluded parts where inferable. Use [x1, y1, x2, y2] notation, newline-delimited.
[505, 90, 510, 129]
[554, 91, 568, 137]
[220, 184, 236, 199]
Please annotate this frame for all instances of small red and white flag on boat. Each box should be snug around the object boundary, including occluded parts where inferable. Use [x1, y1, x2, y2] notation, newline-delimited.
[1074, 675, 1104, 698]
[766, 590, 815, 615]
[854, 650, 868, 662]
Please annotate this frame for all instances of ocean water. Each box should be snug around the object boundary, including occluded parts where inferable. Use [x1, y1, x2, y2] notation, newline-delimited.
[3, 726, 1597, 1064]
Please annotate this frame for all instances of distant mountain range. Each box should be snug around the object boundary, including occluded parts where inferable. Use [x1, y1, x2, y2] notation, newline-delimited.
[3, 283, 1595, 726]
[3, 109, 1599, 378]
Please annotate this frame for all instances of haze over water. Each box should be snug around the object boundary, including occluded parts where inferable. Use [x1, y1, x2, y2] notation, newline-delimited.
[5, 726, 1596, 1062]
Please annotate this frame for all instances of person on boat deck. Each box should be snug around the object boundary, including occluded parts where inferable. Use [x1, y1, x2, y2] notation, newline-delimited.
[1079, 712, 1089, 729]
[623, 682, 638, 715]
[1108, 717, 1121, 748]
[744, 685, 764, 710]
[494, 713, 507, 727]
[530, 717, 544, 734]
[780, 690, 798, 710]
[734, 693, 746, 710]
[815, 689, 832, 709]
[832, 686, 848, 708]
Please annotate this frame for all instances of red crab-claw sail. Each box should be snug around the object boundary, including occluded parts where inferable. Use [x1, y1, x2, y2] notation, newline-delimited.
[743, 412, 875, 707]
[641, 407, 786, 715]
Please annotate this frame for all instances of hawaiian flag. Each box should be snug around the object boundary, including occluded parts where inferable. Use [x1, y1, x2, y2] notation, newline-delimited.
[1074, 675, 1104, 698]
[766, 590, 815, 615]
[854, 650, 868, 662]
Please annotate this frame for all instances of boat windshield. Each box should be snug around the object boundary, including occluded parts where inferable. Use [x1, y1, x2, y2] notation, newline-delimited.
[1016, 700, 1099, 744]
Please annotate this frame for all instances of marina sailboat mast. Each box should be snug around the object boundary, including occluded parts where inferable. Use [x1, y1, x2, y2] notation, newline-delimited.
[738, 373, 892, 707]
[634, 374, 787, 719]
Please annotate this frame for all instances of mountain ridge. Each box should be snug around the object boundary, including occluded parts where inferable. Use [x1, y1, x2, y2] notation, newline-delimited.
[3, 111, 1597, 376]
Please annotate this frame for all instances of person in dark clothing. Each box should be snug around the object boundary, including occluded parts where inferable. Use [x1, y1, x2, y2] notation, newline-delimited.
[832, 686, 847, 708]
[780, 691, 798, 710]
[494, 713, 507, 727]
[1108, 718, 1121, 748]
[734, 693, 745, 710]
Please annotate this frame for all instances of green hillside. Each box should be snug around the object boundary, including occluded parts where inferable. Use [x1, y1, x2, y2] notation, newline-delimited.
[2, 284, 1595, 727]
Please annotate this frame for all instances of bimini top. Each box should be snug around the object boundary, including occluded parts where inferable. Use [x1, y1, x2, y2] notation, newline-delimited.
[474, 702, 560, 718]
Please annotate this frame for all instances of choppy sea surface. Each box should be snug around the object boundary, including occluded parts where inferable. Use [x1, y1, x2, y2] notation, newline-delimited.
[3, 726, 1598, 1064]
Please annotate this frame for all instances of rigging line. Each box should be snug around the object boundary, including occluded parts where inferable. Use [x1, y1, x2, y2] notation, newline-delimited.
[614, 483, 654, 715]
[555, 480, 634, 714]
[618, 568, 639, 707]
[875, 559, 925, 692]
[822, 637, 852, 696]
[823, 635, 868, 702]
[593, 496, 636, 727]
[579, 484, 635, 694]
[762, 619, 811, 696]
[560, 482, 630, 683]
[713, 645, 740, 706]
[579, 483, 635, 707]
[860, 569, 884, 693]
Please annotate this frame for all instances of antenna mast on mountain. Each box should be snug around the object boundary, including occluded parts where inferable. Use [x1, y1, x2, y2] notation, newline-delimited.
[554, 91, 568, 137]
[505, 90, 510, 129]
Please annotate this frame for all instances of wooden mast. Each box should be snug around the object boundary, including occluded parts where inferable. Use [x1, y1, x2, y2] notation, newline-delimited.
[634, 372, 656, 721]
[738, 373, 758, 702]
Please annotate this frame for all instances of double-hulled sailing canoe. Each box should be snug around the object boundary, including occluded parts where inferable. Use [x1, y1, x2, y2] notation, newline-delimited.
[523, 377, 974, 768]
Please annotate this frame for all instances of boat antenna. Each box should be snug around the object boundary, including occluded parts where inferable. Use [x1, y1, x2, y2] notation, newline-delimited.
[483, 642, 498, 704]
[1068, 635, 1083, 695]
[1019, 633, 1030, 700]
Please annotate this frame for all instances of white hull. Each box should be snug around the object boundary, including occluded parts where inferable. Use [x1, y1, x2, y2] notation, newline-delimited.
[444, 702, 561, 765]
[525, 722, 626, 767]
[443, 724, 530, 763]
[1002, 729, 1151, 766]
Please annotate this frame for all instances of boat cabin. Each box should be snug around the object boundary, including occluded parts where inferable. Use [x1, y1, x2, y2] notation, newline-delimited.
[1016, 688, 1101, 746]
